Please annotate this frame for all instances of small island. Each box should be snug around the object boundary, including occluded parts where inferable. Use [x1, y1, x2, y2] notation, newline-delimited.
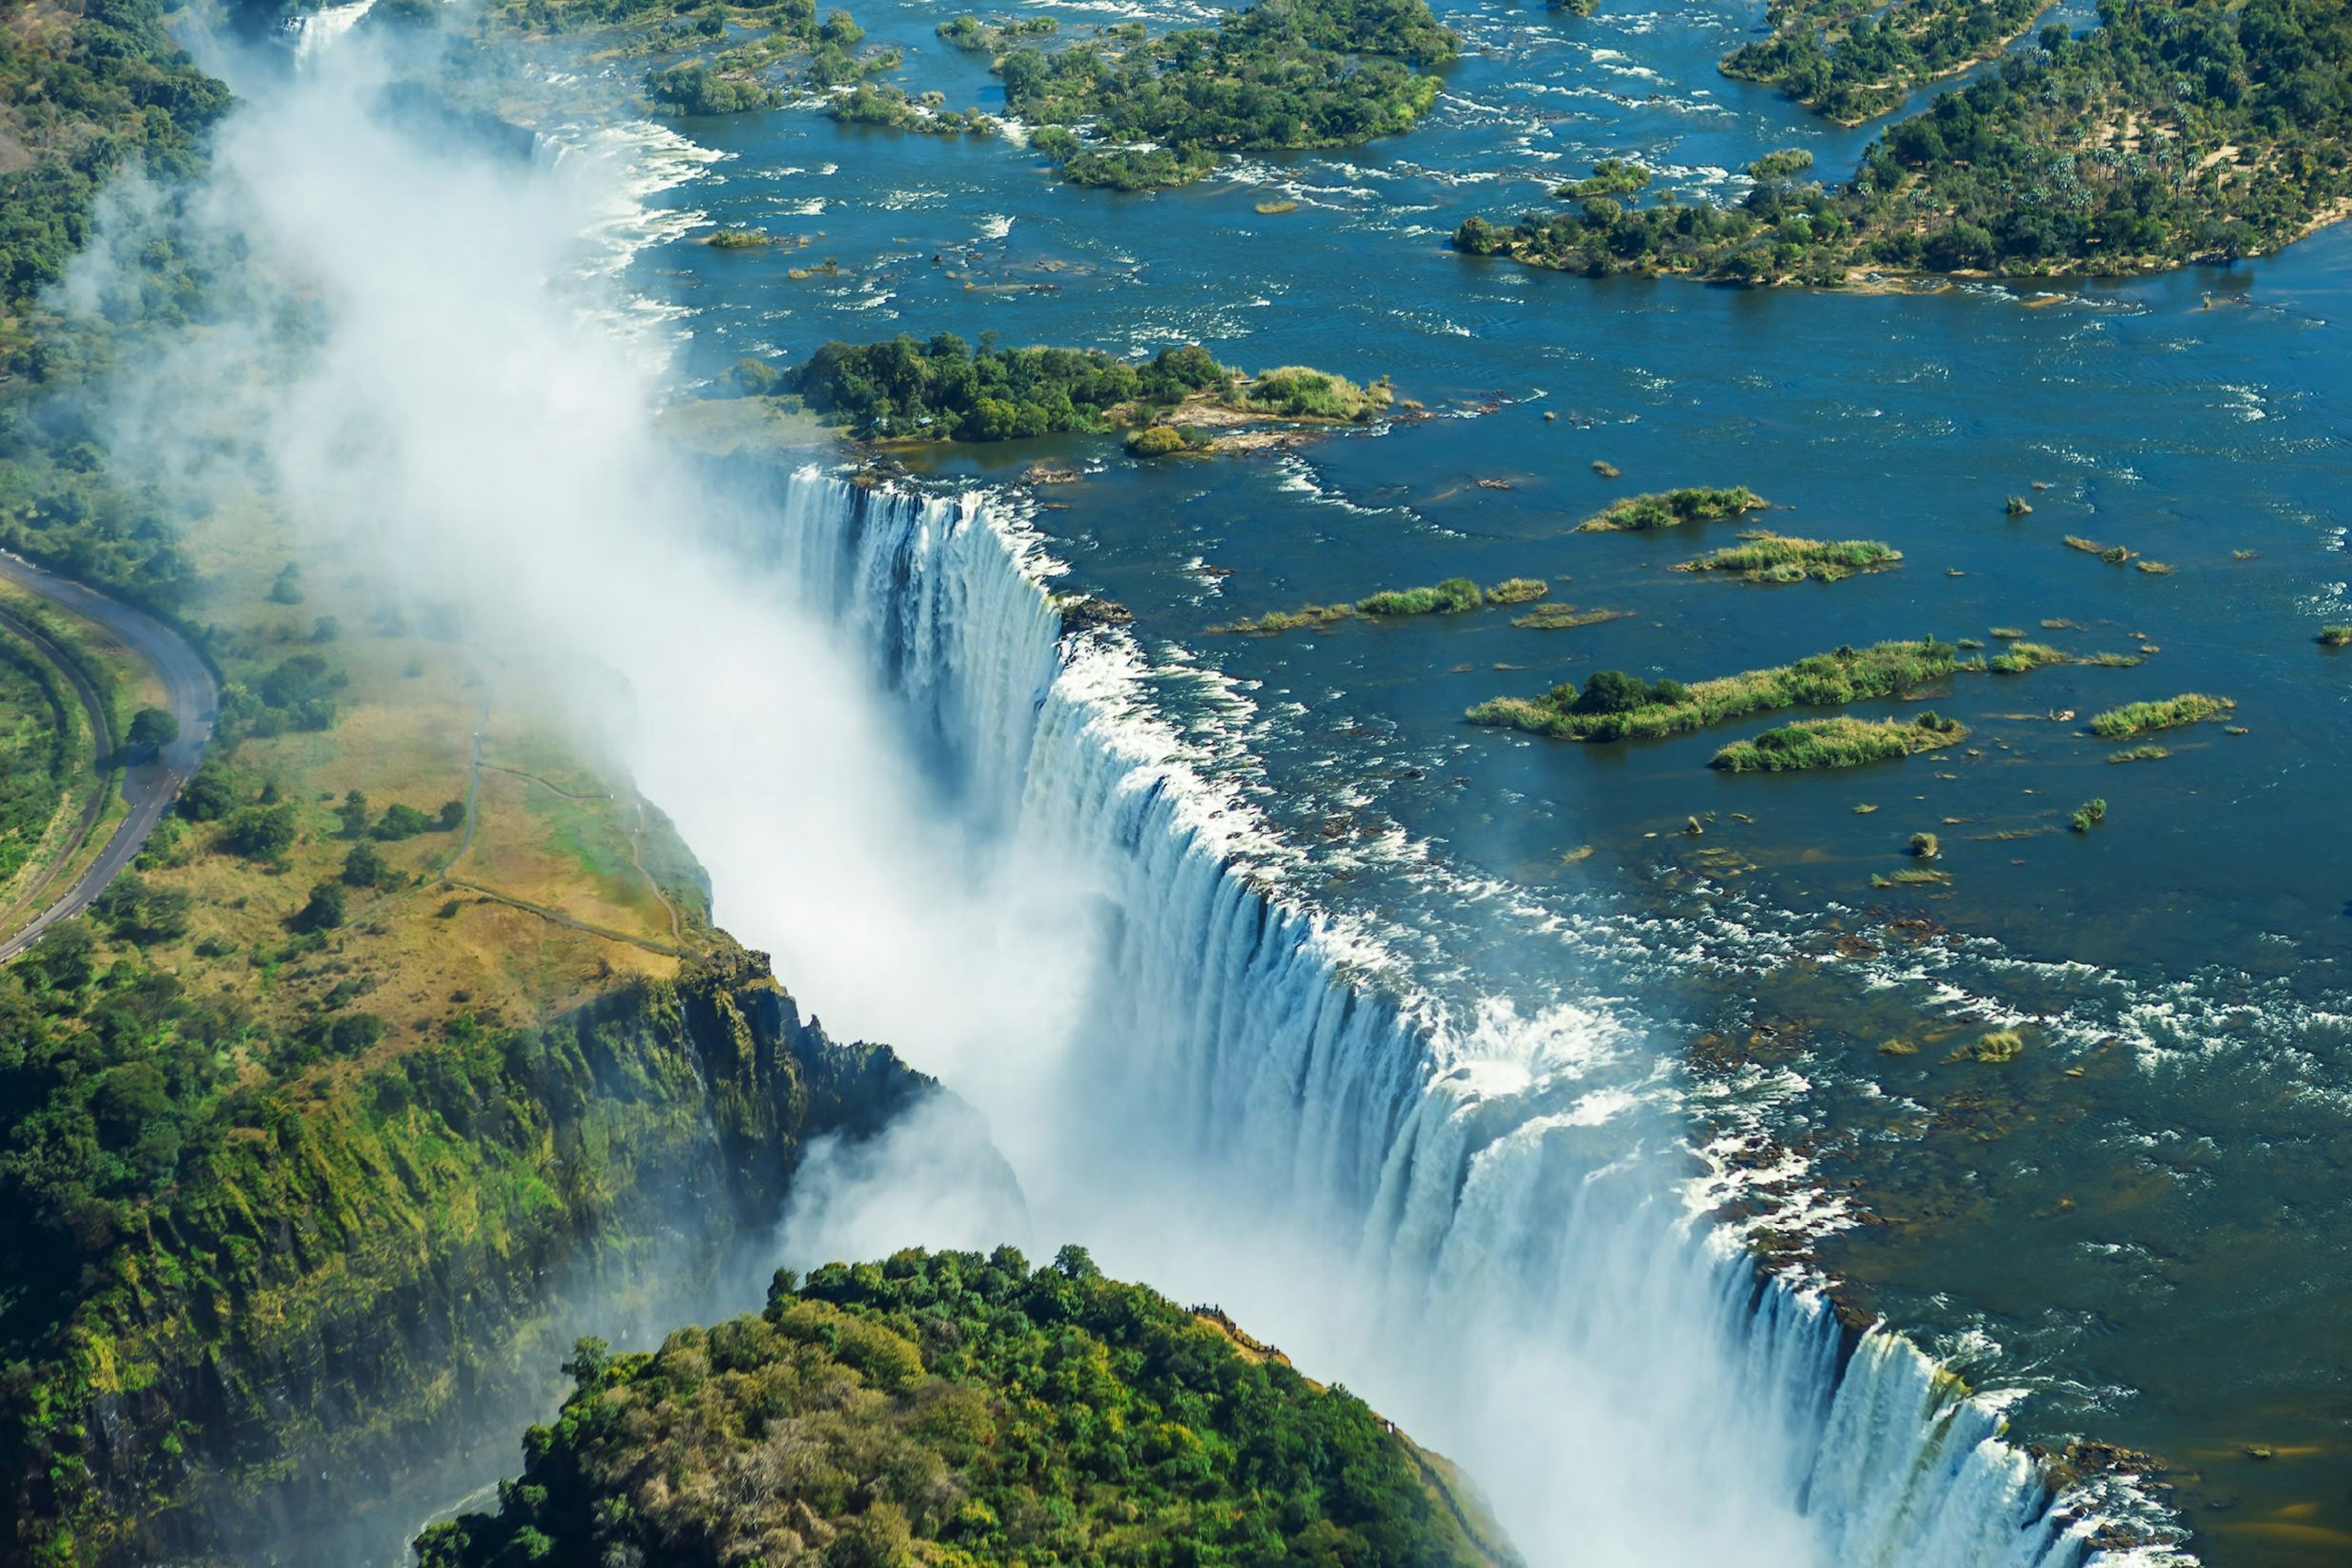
[1721, 0, 2047, 124]
[1455, 0, 2352, 285]
[944, 0, 1460, 189]
[1466, 638, 1964, 742]
[1576, 486, 1770, 532]
[774, 335, 1393, 445]
[415, 1249, 1520, 1568]
[1674, 532, 1901, 582]
[2087, 693, 2236, 737]
[1711, 712, 1968, 772]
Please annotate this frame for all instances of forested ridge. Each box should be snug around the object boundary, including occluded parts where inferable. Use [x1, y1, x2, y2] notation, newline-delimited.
[1461, 0, 2352, 281]
[418, 1247, 1518, 1568]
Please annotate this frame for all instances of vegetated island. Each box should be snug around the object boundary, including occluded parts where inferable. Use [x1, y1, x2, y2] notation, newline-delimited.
[1466, 639, 1967, 741]
[416, 1248, 1523, 1568]
[1722, 0, 2048, 123]
[485, 0, 902, 113]
[771, 333, 1396, 445]
[1576, 486, 1771, 532]
[1711, 712, 1969, 771]
[1214, 575, 1527, 632]
[2087, 692, 2235, 736]
[1455, 0, 2352, 284]
[1673, 532, 1902, 582]
[940, 0, 1460, 189]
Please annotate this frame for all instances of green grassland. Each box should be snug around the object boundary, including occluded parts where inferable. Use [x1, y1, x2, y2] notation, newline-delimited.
[1673, 532, 1901, 582]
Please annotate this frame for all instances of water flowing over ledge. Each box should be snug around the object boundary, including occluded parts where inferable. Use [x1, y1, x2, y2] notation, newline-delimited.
[753, 463, 2150, 1568]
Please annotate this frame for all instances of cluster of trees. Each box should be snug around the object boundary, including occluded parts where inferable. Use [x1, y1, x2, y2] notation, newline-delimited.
[788, 335, 1234, 440]
[639, 2, 894, 111]
[417, 1246, 1505, 1568]
[982, 0, 1458, 188]
[1459, 0, 2352, 281]
[0, 0, 230, 309]
[1721, 0, 2049, 122]
[213, 652, 349, 741]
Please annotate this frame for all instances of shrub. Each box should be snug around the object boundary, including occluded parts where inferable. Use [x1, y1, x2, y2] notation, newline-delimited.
[221, 802, 299, 861]
[2320, 626, 2352, 648]
[1485, 578, 1550, 605]
[374, 804, 434, 840]
[2071, 797, 2108, 832]
[292, 880, 347, 932]
[1125, 425, 1190, 458]
[1909, 831, 1940, 859]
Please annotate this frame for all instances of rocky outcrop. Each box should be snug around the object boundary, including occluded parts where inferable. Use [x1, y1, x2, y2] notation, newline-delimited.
[7, 938, 941, 1567]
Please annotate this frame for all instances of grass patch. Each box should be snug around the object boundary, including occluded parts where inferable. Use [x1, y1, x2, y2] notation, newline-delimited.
[1575, 486, 1768, 532]
[1512, 605, 1630, 631]
[1986, 641, 2068, 673]
[1711, 713, 1966, 772]
[1209, 604, 1355, 635]
[1967, 1030, 2024, 1062]
[1672, 531, 1901, 584]
[1467, 637, 1961, 742]
[1989, 627, 2027, 640]
[1357, 578, 1482, 616]
[1871, 868, 1950, 887]
[1485, 578, 1550, 605]
[2136, 559, 2174, 575]
[2081, 650, 2146, 667]
[2107, 744, 2168, 763]
[2086, 693, 2234, 737]
[2071, 797, 2109, 832]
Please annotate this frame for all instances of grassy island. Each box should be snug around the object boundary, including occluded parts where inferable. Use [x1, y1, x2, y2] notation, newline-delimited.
[780, 336, 1390, 442]
[1360, 578, 1483, 616]
[2087, 692, 2235, 737]
[1466, 638, 1963, 742]
[1513, 605, 1630, 630]
[1985, 641, 2069, 673]
[1456, 0, 2352, 284]
[1575, 486, 1771, 532]
[491, 0, 902, 111]
[954, 0, 1459, 189]
[416, 1249, 1518, 1568]
[1711, 712, 1968, 771]
[1674, 532, 1900, 582]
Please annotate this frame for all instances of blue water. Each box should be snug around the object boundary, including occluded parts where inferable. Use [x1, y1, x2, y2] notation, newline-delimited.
[567, 0, 2352, 1556]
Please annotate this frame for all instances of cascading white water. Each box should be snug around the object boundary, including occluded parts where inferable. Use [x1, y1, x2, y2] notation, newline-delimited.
[756, 465, 2119, 1567]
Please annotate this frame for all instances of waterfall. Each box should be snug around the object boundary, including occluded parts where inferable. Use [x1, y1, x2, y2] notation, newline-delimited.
[757, 466, 2119, 1567]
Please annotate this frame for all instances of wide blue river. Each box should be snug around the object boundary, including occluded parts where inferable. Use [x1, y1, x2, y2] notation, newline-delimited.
[552, 0, 2352, 1558]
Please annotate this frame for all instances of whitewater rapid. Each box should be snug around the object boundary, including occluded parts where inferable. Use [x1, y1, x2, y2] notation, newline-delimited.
[750, 467, 2127, 1568]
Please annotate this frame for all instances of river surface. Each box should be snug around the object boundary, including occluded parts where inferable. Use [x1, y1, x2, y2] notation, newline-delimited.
[513, 0, 2352, 1559]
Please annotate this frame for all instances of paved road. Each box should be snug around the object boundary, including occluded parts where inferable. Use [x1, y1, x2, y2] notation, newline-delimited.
[0, 552, 217, 962]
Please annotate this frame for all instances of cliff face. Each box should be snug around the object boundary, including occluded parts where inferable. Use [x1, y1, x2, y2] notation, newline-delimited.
[5, 940, 936, 1568]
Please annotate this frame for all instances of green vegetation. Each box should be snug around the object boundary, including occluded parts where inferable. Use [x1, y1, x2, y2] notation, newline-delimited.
[2082, 650, 2147, 666]
[0, 627, 77, 890]
[1968, 1029, 2026, 1061]
[1710, 712, 1967, 771]
[827, 82, 1003, 136]
[1985, 641, 2069, 673]
[1576, 486, 1769, 532]
[2066, 533, 2139, 565]
[416, 1249, 1513, 1568]
[1455, 0, 2352, 284]
[2318, 625, 2352, 647]
[1910, 831, 1941, 858]
[707, 227, 771, 249]
[2108, 742, 2169, 762]
[938, 12, 1060, 51]
[0, 0, 229, 314]
[1722, 0, 2048, 123]
[2136, 559, 2175, 574]
[985, 0, 1461, 189]
[2086, 692, 2234, 736]
[1872, 867, 1950, 886]
[1360, 578, 1482, 616]
[1673, 532, 1901, 582]
[1466, 638, 1961, 742]
[1486, 578, 1551, 605]
[1210, 603, 1358, 635]
[2072, 797, 2109, 831]
[1125, 424, 1211, 458]
[1512, 605, 1629, 630]
[783, 336, 1389, 442]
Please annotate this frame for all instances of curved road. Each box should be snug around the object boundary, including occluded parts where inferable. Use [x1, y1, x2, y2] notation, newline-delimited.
[0, 552, 216, 963]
